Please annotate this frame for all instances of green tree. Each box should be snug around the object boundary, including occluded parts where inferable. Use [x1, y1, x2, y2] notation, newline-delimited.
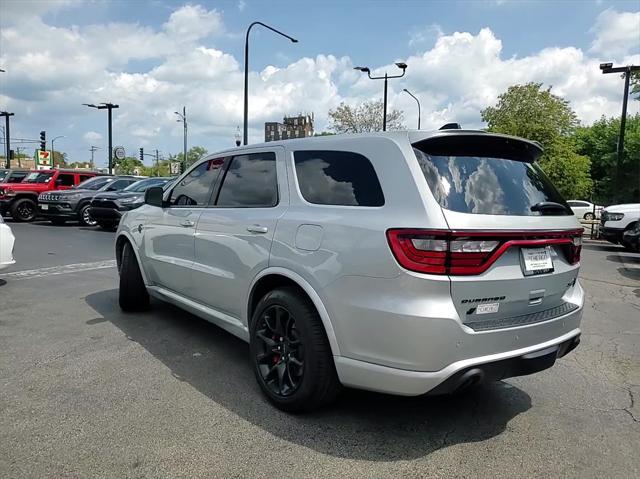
[481, 82, 579, 150]
[630, 71, 639, 101]
[481, 82, 591, 198]
[115, 157, 144, 175]
[574, 114, 640, 203]
[173, 146, 208, 167]
[328, 100, 404, 133]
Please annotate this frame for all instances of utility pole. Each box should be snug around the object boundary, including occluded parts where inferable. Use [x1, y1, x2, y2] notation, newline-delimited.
[0, 111, 14, 168]
[83, 103, 119, 174]
[89, 146, 99, 170]
[155, 149, 159, 177]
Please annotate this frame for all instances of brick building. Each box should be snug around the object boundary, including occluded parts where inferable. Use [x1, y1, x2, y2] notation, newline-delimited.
[265, 114, 314, 142]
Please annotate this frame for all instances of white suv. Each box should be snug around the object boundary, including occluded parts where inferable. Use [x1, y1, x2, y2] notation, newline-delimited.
[599, 203, 640, 248]
[116, 130, 584, 412]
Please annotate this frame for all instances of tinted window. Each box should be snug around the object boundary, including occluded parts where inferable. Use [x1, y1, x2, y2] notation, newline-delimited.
[8, 172, 28, 183]
[78, 176, 109, 190]
[124, 178, 170, 192]
[413, 147, 570, 216]
[293, 150, 384, 206]
[215, 153, 277, 208]
[170, 158, 225, 206]
[79, 175, 93, 183]
[103, 179, 134, 191]
[56, 174, 75, 186]
[0, 170, 8, 182]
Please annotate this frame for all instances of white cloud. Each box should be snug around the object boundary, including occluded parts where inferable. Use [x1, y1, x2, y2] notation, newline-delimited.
[83, 131, 103, 143]
[163, 4, 223, 43]
[0, 4, 638, 167]
[238, 0, 247, 12]
[590, 9, 640, 58]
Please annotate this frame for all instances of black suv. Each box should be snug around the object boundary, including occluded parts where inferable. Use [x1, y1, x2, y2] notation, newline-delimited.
[38, 176, 140, 226]
[90, 177, 173, 230]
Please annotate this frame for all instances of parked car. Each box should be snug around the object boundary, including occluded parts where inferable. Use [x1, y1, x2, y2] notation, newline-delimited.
[599, 203, 640, 249]
[567, 200, 602, 220]
[0, 214, 16, 270]
[0, 168, 29, 184]
[90, 177, 173, 230]
[622, 221, 640, 253]
[38, 176, 141, 226]
[0, 169, 104, 222]
[116, 129, 584, 412]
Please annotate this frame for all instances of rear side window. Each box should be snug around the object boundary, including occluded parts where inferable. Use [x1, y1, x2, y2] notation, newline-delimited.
[56, 174, 75, 186]
[413, 146, 569, 216]
[294, 150, 384, 206]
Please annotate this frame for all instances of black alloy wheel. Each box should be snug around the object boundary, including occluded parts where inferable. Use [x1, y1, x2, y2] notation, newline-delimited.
[10, 198, 37, 222]
[254, 305, 304, 397]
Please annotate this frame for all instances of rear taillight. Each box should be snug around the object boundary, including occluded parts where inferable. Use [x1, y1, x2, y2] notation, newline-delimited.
[387, 229, 583, 276]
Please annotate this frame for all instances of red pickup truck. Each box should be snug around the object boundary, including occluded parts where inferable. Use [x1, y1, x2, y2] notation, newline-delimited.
[0, 169, 102, 222]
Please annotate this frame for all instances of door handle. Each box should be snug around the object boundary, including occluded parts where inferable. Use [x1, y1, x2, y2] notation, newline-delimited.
[247, 225, 268, 234]
[179, 219, 195, 228]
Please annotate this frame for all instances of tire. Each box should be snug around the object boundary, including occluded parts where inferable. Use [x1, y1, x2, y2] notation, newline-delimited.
[98, 221, 118, 231]
[50, 218, 66, 226]
[622, 223, 638, 252]
[119, 241, 150, 311]
[584, 212, 595, 221]
[10, 198, 37, 222]
[249, 287, 341, 413]
[78, 204, 97, 227]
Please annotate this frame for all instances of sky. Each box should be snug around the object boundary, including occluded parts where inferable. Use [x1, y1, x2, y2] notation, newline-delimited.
[0, 0, 639, 169]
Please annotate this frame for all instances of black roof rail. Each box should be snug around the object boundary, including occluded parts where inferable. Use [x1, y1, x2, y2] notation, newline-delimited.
[439, 123, 462, 130]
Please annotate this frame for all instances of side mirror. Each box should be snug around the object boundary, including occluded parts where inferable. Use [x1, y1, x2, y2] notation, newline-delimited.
[145, 186, 164, 207]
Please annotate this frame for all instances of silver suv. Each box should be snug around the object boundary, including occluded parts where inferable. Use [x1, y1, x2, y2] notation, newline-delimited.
[116, 129, 584, 412]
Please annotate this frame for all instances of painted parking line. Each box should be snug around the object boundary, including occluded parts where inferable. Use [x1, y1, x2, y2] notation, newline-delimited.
[0, 260, 117, 280]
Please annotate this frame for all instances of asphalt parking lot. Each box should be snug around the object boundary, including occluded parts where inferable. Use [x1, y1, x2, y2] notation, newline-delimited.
[1, 221, 639, 478]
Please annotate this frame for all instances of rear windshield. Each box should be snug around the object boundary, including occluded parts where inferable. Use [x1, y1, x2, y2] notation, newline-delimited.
[413, 147, 570, 216]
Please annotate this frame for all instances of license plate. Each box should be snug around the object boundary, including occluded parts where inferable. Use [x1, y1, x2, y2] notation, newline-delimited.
[40, 204, 48, 210]
[521, 247, 553, 276]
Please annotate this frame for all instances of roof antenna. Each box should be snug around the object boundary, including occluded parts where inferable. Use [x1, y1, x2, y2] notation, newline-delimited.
[439, 123, 461, 130]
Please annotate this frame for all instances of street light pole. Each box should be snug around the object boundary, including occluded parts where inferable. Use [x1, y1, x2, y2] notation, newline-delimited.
[174, 106, 187, 169]
[243, 22, 298, 145]
[403, 89, 421, 130]
[51, 135, 65, 168]
[599, 63, 640, 202]
[0, 111, 14, 168]
[83, 102, 119, 174]
[354, 63, 407, 131]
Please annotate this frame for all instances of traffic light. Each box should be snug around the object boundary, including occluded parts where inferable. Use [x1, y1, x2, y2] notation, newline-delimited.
[139, 148, 144, 162]
[39, 131, 46, 152]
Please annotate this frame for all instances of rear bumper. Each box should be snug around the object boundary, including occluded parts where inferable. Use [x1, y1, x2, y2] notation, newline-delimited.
[335, 328, 581, 396]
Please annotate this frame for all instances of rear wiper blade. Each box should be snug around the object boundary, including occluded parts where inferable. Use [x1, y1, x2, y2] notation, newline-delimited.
[530, 201, 568, 215]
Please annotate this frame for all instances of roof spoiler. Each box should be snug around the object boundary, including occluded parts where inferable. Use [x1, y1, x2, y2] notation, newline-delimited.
[439, 123, 461, 130]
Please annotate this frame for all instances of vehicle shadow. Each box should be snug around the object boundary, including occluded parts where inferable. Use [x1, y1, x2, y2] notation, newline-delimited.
[582, 244, 623, 253]
[85, 289, 532, 461]
[618, 267, 640, 282]
[606, 254, 640, 264]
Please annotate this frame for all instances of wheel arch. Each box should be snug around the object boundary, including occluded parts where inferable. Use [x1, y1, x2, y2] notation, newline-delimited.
[247, 268, 341, 357]
[115, 232, 150, 285]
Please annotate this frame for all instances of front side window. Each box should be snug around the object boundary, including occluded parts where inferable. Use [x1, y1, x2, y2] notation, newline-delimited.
[169, 158, 225, 207]
[56, 174, 75, 186]
[413, 147, 570, 216]
[293, 150, 385, 207]
[215, 152, 278, 208]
